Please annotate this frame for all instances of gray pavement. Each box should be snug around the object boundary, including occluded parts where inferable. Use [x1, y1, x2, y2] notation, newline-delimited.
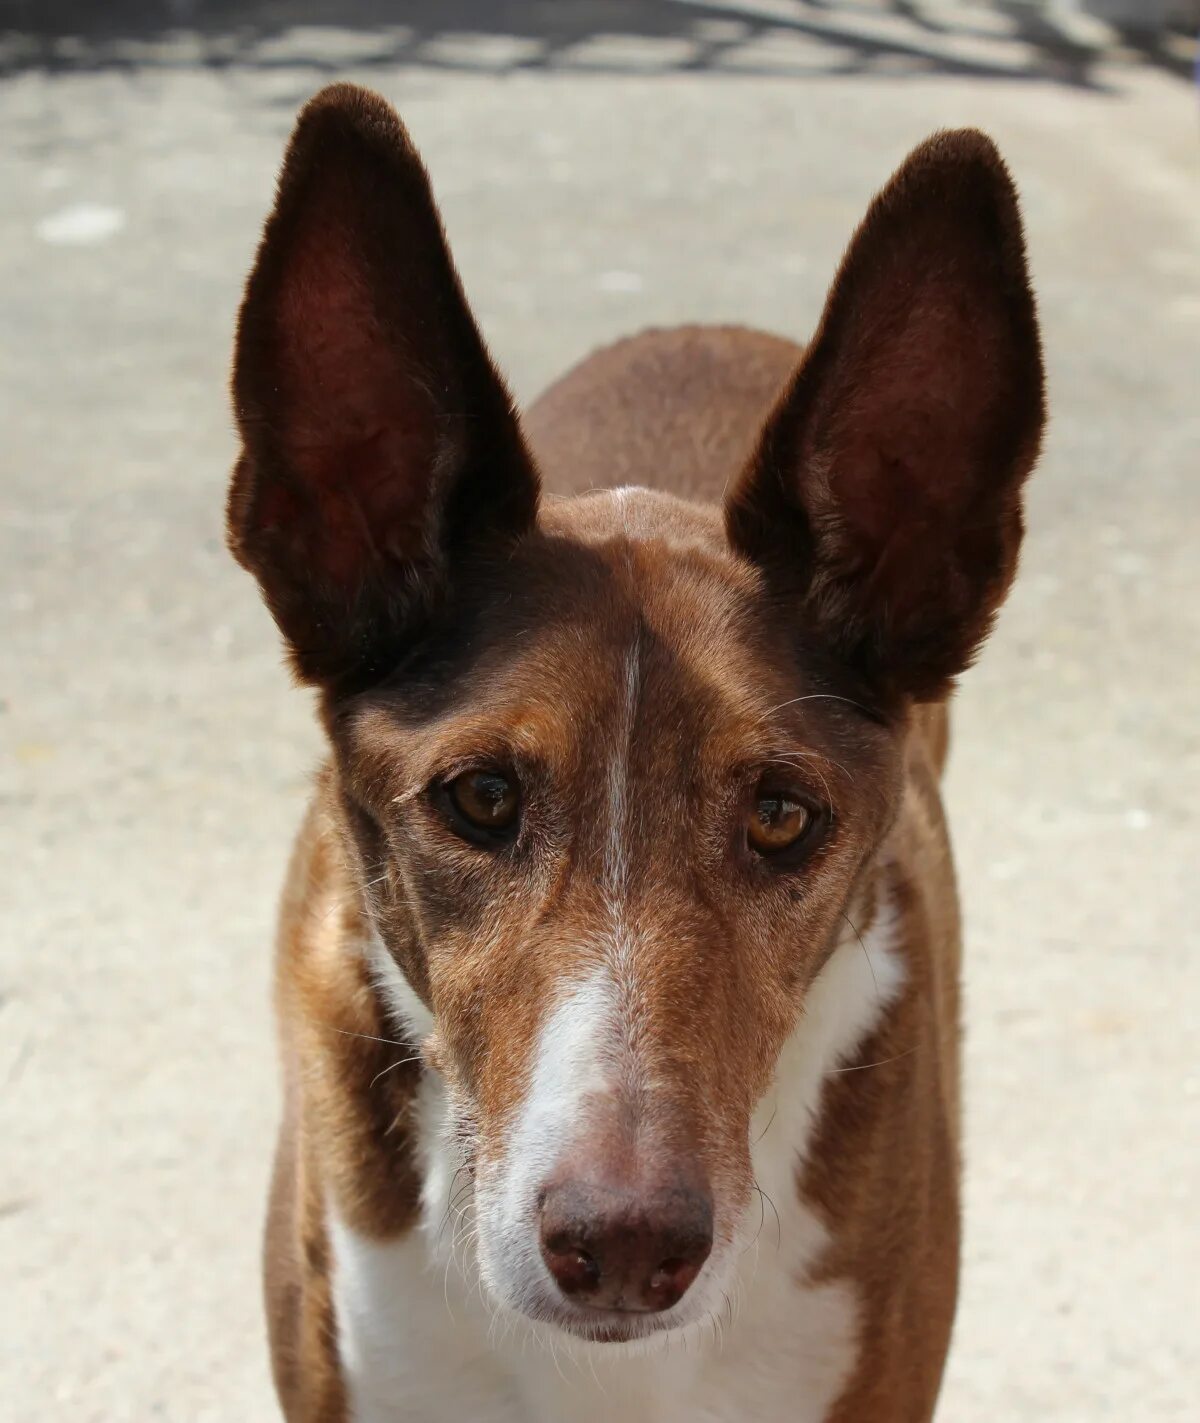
[2, 3, 1198, 1419]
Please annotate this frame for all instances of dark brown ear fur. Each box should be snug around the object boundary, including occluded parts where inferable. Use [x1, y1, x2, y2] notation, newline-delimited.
[726, 129, 1045, 705]
[228, 84, 538, 693]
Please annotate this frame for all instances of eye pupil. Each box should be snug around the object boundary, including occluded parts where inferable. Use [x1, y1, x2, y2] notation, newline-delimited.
[747, 789, 815, 855]
[447, 770, 520, 839]
[472, 774, 509, 818]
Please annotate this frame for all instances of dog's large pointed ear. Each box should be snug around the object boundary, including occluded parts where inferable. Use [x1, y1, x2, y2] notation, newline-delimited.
[725, 130, 1045, 705]
[228, 84, 539, 692]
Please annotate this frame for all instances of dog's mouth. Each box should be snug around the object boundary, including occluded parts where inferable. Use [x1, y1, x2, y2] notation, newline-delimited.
[524, 1296, 688, 1347]
[498, 1242, 729, 1350]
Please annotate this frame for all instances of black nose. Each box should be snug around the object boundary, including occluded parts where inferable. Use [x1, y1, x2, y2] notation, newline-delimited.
[538, 1180, 713, 1314]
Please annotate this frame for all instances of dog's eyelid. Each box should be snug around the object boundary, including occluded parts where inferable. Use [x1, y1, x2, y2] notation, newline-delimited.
[425, 750, 527, 790]
[736, 749, 843, 804]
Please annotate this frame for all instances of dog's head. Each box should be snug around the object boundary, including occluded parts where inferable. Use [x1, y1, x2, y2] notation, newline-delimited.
[229, 86, 1043, 1344]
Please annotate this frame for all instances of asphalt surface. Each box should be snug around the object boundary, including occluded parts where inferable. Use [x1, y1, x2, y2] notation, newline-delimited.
[2, 3, 1198, 1419]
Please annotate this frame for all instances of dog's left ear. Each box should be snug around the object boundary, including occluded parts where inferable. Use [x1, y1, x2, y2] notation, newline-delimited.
[726, 129, 1045, 704]
[228, 84, 538, 693]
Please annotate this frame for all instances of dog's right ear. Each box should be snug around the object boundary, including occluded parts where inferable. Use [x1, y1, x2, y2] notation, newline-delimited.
[228, 84, 538, 693]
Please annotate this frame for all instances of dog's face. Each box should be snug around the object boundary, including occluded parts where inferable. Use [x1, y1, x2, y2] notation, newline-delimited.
[229, 87, 1043, 1343]
[332, 492, 904, 1338]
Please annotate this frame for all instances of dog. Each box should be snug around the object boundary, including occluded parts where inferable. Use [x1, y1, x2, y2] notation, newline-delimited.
[227, 83, 1044, 1423]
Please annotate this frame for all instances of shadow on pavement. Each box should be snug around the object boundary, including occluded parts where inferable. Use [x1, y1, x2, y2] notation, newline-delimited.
[0, 0, 1194, 90]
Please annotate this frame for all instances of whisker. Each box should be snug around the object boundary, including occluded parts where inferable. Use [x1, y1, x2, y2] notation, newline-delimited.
[318, 888, 361, 924]
[368, 1054, 424, 1090]
[763, 753, 835, 806]
[830, 1046, 920, 1075]
[587, 1350, 606, 1395]
[447, 1184, 475, 1232]
[437, 1167, 469, 1247]
[765, 747, 854, 786]
[753, 1181, 782, 1250]
[753, 1105, 778, 1145]
[547, 1330, 570, 1387]
[331, 1026, 411, 1051]
[748, 1182, 766, 1249]
[840, 910, 880, 1000]
[761, 692, 874, 720]
[318, 866, 393, 925]
[442, 1229, 458, 1324]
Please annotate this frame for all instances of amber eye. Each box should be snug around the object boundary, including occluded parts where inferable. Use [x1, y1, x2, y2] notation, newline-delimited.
[747, 789, 816, 857]
[445, 769, 520, 842]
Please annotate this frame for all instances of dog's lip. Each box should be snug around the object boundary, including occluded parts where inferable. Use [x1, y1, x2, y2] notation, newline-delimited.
[530, 1299, 680, 1345]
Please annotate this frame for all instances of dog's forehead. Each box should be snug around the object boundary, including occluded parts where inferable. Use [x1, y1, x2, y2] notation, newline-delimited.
[351, 486, 795, 762]
[531, 485, 761, 644]
[498, 486, 777, 707]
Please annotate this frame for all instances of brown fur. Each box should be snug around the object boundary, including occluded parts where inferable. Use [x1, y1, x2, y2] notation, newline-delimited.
[230, 85, 1044, 1421]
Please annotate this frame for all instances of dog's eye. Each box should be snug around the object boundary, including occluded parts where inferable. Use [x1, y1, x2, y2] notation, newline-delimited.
[747, 789, 818, 857]
[445, 769, 520, 842]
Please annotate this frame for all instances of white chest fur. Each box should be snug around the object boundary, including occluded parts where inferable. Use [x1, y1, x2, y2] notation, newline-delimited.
[331, 895, 904, 1423]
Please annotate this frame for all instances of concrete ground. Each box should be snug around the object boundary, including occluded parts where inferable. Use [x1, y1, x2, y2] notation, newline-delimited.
[2, 2, 1197, 1419]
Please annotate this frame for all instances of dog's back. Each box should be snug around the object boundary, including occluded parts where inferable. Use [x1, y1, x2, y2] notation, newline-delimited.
[527, 325, 800, 503]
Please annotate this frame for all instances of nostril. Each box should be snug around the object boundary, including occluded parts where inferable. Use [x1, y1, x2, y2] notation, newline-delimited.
[645, 1255, 703, 1312]
[542, 1235, 601, 1297]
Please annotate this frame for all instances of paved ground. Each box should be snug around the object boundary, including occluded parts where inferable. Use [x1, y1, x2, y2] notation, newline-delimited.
[2, 3, 1197, 1419]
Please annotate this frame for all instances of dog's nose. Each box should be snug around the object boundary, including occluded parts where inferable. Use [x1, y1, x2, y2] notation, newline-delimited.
[538, 1179, 713, 1313]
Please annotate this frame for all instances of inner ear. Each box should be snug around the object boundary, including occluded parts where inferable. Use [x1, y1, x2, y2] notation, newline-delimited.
[240, 188, 442, 586]
[726, 128, 1045, 704]
[229, 84, 539, 693]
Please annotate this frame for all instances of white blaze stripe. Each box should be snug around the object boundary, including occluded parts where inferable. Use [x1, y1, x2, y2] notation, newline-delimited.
[481, 587, 657, 1314]
[603, 618, 645, 1083]
[475, 970, 620, 1309]
[603, 577, 641, 902]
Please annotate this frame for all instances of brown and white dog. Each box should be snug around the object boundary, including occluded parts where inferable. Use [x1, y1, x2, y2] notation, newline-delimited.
[227, 84, 1044, 1423]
